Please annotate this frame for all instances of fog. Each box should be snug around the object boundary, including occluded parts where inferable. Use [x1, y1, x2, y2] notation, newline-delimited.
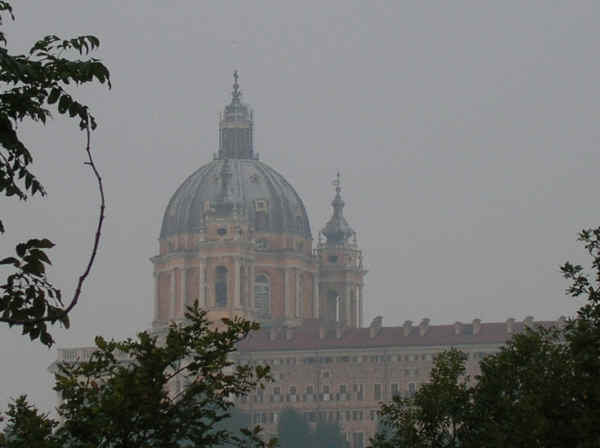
[1, 1, 598, 414]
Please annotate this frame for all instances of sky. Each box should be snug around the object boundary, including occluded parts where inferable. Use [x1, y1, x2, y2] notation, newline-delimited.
[1, 1, 599, 414]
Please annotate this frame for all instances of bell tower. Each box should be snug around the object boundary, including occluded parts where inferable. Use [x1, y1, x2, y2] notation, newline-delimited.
[317, 173, 367, 328]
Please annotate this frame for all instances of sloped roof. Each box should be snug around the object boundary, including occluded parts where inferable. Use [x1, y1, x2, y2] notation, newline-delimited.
[237, 319, 557, 352]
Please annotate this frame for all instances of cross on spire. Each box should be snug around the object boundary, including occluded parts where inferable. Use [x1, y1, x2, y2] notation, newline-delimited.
[232, 70, 241, 101]
[333, 172, 341, 194]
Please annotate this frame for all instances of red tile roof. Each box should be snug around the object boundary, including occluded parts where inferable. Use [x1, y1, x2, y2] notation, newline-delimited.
[237, 319, 557, 352]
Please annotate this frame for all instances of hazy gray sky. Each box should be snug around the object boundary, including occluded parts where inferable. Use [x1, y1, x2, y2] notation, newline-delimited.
[1, 1, 599, 414]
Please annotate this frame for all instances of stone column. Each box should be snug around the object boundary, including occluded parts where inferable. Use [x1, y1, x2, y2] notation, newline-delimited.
[169, 269, 176, 320]
[344, 284, 351, 327]
[153, 272, 159, 322]
[234, 257, 241, 309]
[198, 262, 206, 308]
[249, 263, 256, 310]
[295, 270, 301, 318]
[312, 272, 320, 319]
[180, 268, 187, 318]
[284, 268, 291, 318]
[359, 284, 364, 328]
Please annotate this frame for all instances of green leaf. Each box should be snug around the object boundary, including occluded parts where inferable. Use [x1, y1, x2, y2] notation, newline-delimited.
[0, 256, 19, 266]
[57, 94, 71, 114]
[47, 87, 60, 104]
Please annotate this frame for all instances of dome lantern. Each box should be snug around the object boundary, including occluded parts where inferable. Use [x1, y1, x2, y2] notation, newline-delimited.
[218, 70, 254, 159]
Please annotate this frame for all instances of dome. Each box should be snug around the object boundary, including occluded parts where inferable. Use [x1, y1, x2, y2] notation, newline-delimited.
[160, 158, 312, 239]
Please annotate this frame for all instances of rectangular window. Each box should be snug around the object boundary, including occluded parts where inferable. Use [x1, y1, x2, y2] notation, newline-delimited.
[353, 410, 363, 421]
[374, 384, 382, 401]
[353, 432, 364, 448]
[354, 384, 364, 400]
[408, 383, 416, 397]
[255, 199, 268, 212]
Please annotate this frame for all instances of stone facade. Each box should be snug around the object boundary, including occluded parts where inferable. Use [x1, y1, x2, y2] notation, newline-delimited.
[232, 317, 552, 445]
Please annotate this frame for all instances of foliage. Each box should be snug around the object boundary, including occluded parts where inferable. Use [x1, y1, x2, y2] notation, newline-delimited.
[466, 327, 577, 447]
[213, 408, 252, 448]
[277, 408, 347, 448]
[313, 420, 348, 448]
[0, 0, 110, 345]
[277, 408, 312, 448]
[0, 305, 276, 448]
[371, 349, 470, 448]
[0, 396, 59, 448]
[372, 226, 600, 448]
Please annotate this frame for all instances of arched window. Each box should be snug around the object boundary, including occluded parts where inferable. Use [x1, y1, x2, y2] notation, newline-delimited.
[255, 274, 271, 318]
[215, 266, 228, 307]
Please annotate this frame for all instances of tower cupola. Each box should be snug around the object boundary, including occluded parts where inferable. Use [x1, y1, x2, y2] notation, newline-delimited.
[218, 70, 254, 159]
[321, 172, 355, 246]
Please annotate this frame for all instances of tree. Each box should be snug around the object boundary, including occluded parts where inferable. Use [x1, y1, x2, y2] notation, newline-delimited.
[0, 396, 59, 448]
[372, 226, 600, 448]
[277, 408, 312, 448]
[0, 305, 276, 448]
[313, 420, 348, 448]
[213, 408, 252, 448]
[371, 349, 471, 448]
[465, 327, 577, 447]
[0, 1, 111, 345]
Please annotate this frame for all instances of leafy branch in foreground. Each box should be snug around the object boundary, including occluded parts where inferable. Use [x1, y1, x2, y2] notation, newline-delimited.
[0, 1, 110, 345]
[2, 305, 276, 448]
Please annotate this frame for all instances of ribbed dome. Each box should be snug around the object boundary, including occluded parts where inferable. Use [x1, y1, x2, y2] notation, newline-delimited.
[160, 158, 312, 239]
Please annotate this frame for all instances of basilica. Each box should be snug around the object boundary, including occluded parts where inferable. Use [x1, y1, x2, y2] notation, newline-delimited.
[153, 70, 365, 333]
[57, 73, 555, 447]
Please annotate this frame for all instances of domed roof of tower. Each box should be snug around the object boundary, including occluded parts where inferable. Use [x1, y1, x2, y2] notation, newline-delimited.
[160, 72, 311, 240]
[321, 172, 354, 245]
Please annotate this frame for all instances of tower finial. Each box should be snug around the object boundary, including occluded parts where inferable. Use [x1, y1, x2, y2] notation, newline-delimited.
[333, 171, 341, 194]
[232, 70, 241, 101]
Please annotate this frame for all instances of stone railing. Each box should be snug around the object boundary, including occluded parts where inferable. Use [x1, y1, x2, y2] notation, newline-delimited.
[57, 347, 130, 363]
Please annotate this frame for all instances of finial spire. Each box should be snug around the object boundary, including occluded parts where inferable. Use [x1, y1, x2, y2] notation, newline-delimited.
[232, 70, 241, 102]
[333, 171, 341, 194]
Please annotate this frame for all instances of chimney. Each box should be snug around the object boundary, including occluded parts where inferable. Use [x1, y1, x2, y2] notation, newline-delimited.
[454, 321, 463, 335]
[285, 327, 294, 341]
[523, 316, 534, 329]
[369, 316, 383, 338]
[506, 318, 515, 334]
[336, 324, 344, 339]
[472, 318, 481, 335]
[419, 318, 430, 336]
[269, 327, 278, 341]
[319, 326, 327, 339]
[403, 320, 413, 337]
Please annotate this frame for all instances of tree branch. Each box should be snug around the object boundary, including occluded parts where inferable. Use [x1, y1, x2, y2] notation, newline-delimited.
[0, 109, 105, 326]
